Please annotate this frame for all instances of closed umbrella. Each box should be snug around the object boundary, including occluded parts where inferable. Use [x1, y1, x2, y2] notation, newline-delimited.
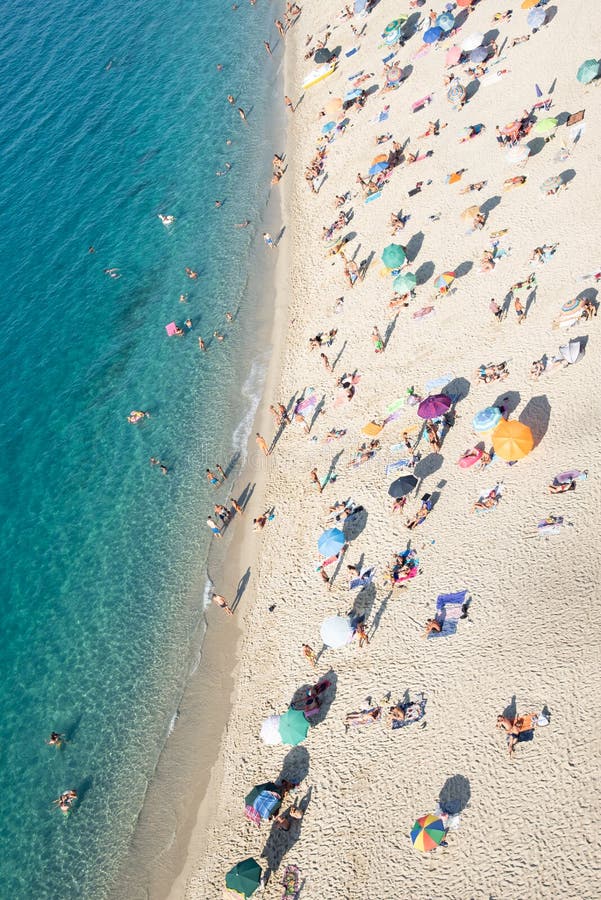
[434, 271, 455, 291]
[325, 96, 343, 114]
[382, 244, 406, 268]
[411, 815, 447, 852]
[577, 59, 599, 84]
[445, 45, 462, 66]
[318, 527, 345, 557]
[533, 116, 558, 134]
[278, 708, 309, 745]
[470, 46, 488, 64]
[320, 615, 354, 648]
[417, 394, 451, 419]
[437, 12, 454, 31]
[225, 859, 263, 898]
[424, 26, 443, 44]
[492, 420, 534, 461]
[461, 32, 483, 52]
[460, 204, 480, 221]
[393, 271, 417, 293]
[559, 339, 583, 364]
[472, 406, 502, 432]
[540, 175, 562, 193]
[506, 144, 530, 164]
[527, 7, 546, 28]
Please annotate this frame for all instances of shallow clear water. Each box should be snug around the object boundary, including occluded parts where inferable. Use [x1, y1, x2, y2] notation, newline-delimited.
[0, 0, 281, 895]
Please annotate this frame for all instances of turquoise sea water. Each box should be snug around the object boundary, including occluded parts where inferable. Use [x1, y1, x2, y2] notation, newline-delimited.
[0, 0, 282, 895]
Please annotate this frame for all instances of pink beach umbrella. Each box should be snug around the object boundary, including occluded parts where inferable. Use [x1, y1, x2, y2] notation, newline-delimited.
[445, 45, 462, 66]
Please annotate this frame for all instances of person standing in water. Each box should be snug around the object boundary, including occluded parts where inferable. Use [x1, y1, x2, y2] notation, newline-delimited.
[238, 107, 248, 124]
[212, 593, 234, 616]
[46, 732, 65, 748]
[256, 433, 270, 456]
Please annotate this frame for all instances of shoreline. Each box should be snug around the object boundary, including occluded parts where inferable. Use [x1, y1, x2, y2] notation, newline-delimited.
[112, 35, 294, 900]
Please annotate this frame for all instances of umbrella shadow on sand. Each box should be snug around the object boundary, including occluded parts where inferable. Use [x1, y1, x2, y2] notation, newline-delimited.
[405, 231, 424, 263]
[527, 136, 546, 157]
[351, 581, 378, 622]
[519, 395, 551, 447]
[343, 505, 367, 541]
[493, 390, 521, 417]
[277, 746, 310, 786]
[454, 260, 473, 279]
[438, 774, 471, 816]
[480, 195, 501, 216]
[413, 452, 443, 481]
[559, 168, 576, 186]
[290, 671, 337, 728]
[445, 376, 471, 402]
[415, 260, 435, 286]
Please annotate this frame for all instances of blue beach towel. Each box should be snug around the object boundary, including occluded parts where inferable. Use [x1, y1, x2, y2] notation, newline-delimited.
[425, 372, 454, 393]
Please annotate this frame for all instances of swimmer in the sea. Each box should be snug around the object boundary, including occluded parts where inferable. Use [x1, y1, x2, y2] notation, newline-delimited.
[158, 214, 175, 226]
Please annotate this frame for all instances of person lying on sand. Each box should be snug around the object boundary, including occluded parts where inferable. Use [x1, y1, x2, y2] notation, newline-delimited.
[471, 487, 501, 513]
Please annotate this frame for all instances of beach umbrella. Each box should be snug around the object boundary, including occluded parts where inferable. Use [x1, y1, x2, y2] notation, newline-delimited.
[225, 858, 263, 897]
[505, 144, 530, 164]
[354, 0, 367, 12]
[445, 45, 462, 66]
[325, 96, 343, 114]
[540, 175, 562, 193]
[320, 615, 354, 649]
[424, 26, 443, 44]
[383, 28, 401, 45]
[501, 120, 520, 137]
[322, 121, 336, 134]
[417, 394, 452, 419]
[461, 32, 483, 52]
[384, 17, 407, 34]
[470, 45, 488, 64]
[447, 81, 466, 105]
[386, 65, 404, 85]
[434, 271, 455, 291]
[279, 708, 309, 745]
[344, 88, 363, 102]
[244, 784, 282, 823]
[527, 7, 546, 28]
[437, 12, 454, 31]
[372, 153, 389, 165]
[456, 0, 473, 6]
[260, 715, 283, 745]
[577, 59, 599, 84]
[561, 297, 582, 313]
[521, 0, 539, 6]
[382, 244, 406, 268]
[472, 406, 502, 432]
[460, 204, 480, 221]
[393, 271, 417, 293]
[559, 339, 583, 364]
[534, 116, 558, 134]
[492, 420, 534, 461]
[317, 527, 345, 557]
[388, 474, 418, 498]
[369, 161, 388, 176]
[411, 814, 447, 852]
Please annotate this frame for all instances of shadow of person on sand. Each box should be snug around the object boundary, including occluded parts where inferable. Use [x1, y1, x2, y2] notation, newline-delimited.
[231, 566, 251, 612]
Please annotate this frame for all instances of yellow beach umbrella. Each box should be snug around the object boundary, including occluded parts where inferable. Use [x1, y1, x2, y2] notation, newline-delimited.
[325, 96, 343, 115]
[460, 204, 480, 221]
[492, 420, 534, 461]
[521, 0, 539, 7]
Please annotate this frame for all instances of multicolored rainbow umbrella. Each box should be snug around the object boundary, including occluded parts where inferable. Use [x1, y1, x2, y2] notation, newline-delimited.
[434, 271, 455, 291]
[447, 81, 466, 105]
[411, 814, 447, 852]
[562, 297, 582, 313]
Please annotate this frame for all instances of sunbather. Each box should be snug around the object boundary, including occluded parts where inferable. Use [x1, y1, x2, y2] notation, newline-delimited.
[423, 618, 442, 637]
[344, 707, 382, 730]
[471, 487, 501, 513]
[406, 497, 432, 530]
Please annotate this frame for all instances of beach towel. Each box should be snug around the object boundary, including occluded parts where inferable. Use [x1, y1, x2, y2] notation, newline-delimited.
[350, 566, 376, 590]
[413, 306, 436, 320]
[295, 393, 317, 414]
[362, 421, 383, 436]
[365, 190, 383, 204]
[386, 397, 405, 413]
[391, 697, 427, 729]
[436, 590, 468, 611]
[383, 409, 405, 425]
[425, 373, 454, 393]
[428, 590, 468, 639]
[386, 458, 411, 475]
[537, 517, 563, 536]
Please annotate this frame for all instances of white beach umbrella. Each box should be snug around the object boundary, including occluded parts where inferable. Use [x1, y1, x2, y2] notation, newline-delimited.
[320, 615, 354, 649]
[505, 145, 530, 164]
[461, 32, 484, 52]
[260, 715, 283, 745]
[559, 339, 583, 365]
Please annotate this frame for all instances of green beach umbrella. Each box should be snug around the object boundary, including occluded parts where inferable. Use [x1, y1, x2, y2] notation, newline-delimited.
[393, 272, 417, 293]
[279, 707, 309, 746]
[384, 16, 407, 33]
[382, 244, 406, 269]
[225, 858, 262, 897]
[577, 59, 599, 84]
[533, 117, 558, 134]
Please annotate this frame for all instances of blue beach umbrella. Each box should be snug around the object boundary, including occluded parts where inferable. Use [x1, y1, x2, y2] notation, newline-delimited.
[318, 528, 345, 557]
[369, 161, 389, 175]
[354, 0, 367, 12]
[472, 406, 502, 433]
[344, 88, 363, 102]
[424, 26, 443, 44]
[437, 12, 454, 32]
[527, 7, 546, 28]
[577, 59, 599, 84]
[470, 46, 488, 64]
[322, 121, 336, 134]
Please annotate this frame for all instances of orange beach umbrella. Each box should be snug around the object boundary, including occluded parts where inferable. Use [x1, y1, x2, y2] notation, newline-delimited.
[492, 420, 534, 461]
[325, 97, 343, 115]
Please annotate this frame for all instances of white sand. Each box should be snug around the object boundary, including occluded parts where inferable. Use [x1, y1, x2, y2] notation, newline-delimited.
[181, 1, 601, 898]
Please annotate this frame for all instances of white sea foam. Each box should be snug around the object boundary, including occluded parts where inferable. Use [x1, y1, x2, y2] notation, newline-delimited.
[167, 710, 179, 737]
[231, 354, 268, 465]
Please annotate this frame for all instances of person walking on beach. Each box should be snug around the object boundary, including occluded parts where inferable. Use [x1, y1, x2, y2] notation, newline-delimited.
[212, 593, 233, 615]
[489, 298, 504, 322]
[230, 497, 244, 516]
[256, 433, 270, 456]
[514, 296, 526, 324]
[214, 503, 231, 525]
[320, 352, 332, 372]
[302, 643, 318, 668]
[372, 326, 384, 353]
[206, 516, 222, 538]
[309, 467, 323, 493]
[356, 621, 370, 648]
[263, 232, 275, 249]
[284, 95, 294, 113]
[216, 464, 227, 482]
[264, 40, 272, 56]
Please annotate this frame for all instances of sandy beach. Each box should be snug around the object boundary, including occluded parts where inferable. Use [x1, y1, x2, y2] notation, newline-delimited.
[176, 1, 601, 898]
